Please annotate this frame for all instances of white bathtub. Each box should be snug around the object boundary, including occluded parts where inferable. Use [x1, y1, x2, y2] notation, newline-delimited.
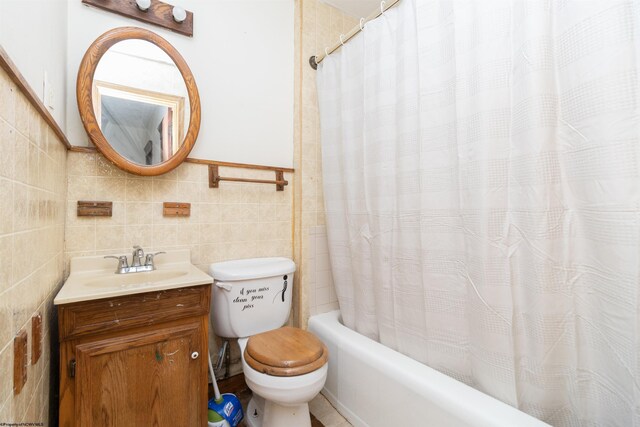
[308, 310, 550, 427]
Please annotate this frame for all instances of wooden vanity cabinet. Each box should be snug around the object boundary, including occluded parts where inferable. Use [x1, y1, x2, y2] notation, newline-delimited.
[58, 284, 211, 427]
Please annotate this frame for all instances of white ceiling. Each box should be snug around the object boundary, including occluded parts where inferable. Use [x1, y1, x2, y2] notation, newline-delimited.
[320, 0, 381, 19]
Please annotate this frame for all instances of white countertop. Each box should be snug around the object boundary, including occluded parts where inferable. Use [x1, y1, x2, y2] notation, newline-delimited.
[54, 249, 213, 305]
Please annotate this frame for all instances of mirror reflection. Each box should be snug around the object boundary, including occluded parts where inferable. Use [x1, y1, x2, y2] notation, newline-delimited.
[93, 39, 190, 166]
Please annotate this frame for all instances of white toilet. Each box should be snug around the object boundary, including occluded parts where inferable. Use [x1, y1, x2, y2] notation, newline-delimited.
[209, 257, 328, 427]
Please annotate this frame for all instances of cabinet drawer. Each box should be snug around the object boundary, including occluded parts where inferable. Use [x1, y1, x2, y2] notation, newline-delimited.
[59, 284, 211, 341]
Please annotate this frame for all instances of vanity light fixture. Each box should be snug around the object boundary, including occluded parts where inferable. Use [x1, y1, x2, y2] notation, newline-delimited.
[81, 0, 194, 37]
[172, 6, 187, 23]
[135, 0, 151, 11]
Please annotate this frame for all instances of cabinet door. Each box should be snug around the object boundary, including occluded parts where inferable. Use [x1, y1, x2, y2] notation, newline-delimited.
[75, 321, 206, 427]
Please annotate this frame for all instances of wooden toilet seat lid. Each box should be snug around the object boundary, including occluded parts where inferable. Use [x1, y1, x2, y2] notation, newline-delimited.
[244, 326, 328, 377]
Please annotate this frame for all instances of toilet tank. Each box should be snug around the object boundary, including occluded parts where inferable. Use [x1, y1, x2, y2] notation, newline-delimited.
[210, 258, 296, 338]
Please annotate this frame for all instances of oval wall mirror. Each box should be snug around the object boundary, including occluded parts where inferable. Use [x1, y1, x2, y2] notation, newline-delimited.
[77, 27, 201, 176]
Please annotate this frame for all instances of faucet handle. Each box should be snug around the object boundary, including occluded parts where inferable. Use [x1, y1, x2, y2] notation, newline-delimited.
[104, 255, 129, 271]
[144, 251, 166, 268]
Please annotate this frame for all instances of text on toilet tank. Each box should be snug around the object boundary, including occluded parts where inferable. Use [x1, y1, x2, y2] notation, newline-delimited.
[233, 287, 270, 311]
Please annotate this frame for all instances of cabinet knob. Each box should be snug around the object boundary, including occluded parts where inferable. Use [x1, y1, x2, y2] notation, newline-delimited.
[191, 351, 199, 360]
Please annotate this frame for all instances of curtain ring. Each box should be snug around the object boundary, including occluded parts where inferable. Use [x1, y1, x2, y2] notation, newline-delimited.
[359, 17, 365, 30]
[325, 47, 330, 56]
[380, 0, 386, 14]
[339, 34, 345, 45]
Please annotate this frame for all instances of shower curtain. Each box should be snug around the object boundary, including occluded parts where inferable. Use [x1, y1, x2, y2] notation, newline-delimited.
[316, 1, 640, 425]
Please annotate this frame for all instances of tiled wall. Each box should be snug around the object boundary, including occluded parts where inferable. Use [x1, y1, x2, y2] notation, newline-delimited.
[65, 152, 292, 273]
[294, 0, 356, 327]
[65, 151, 293, 376]
[307, 226, 339, 316]
[0, 67, 68, 424]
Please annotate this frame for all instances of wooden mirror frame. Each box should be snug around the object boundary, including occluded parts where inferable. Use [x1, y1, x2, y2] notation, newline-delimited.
[77, 27, 201, 176]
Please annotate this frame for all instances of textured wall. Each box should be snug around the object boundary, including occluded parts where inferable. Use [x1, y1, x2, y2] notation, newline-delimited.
[65, 153, 292, 273]
[294, 0, 356, 328]
[0, 67, 68, 425]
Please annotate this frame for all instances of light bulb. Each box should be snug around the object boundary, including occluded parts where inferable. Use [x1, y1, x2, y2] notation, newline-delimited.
[172, 6, 187, 23]
[136, 0, 151, 11]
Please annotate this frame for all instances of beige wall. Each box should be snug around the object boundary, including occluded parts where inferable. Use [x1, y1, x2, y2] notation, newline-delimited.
[65, 154, 292, 273]
[294, 0, 356, 328]
[65, 152, 293, 376]
[0, 67, 68, 424]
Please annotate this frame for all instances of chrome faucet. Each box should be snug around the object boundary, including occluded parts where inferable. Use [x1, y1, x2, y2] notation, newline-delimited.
[132, 245, 145, 267]
[105, 246, 165, 274]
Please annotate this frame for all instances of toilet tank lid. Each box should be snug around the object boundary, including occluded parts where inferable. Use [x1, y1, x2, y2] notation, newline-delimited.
[209, 257, 296, 281]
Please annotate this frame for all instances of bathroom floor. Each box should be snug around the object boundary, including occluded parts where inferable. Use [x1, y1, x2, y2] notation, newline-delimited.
[213, 375, 351, 426]
[309, 393, 352, 427]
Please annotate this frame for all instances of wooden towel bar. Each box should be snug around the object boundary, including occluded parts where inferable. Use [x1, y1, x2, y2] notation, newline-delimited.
[208, 165, 288, 191]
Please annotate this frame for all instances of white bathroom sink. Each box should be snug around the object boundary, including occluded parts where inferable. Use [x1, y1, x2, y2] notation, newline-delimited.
[54, 249, 213, 305]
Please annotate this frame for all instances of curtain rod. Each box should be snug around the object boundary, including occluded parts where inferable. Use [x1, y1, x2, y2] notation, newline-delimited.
[309, 0, 401, 70]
